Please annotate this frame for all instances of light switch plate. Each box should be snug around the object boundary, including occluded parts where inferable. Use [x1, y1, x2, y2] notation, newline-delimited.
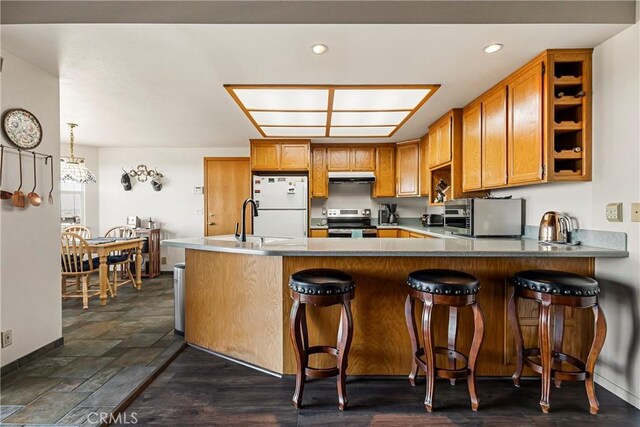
[1, 330, 12, 348]
[606, 202, 623, 222]
[194, 208, 203, 215]
[632, 203, 640, 223]
[193, 186, 204, 195]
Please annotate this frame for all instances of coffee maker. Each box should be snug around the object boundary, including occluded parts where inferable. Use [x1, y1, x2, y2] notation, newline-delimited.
[388, 204, 399, 225]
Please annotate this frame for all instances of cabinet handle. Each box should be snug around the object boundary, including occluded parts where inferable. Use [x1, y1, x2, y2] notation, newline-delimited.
[209, 212, 214, 217]
[208, 222, 215, 226]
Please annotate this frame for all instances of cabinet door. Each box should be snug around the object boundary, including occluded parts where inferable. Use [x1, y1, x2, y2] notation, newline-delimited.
[482, 87, 508, 188]
[309, 229, 328, 238]
[251, 143, 280, 170]
[508, 62, 544, 184]
[311, 147, 328, 198]
[462, 103, 482, 191]
[428, 130, 440, 168]
[396, 141, 420, 196]
[327, 147, 350, 170]
[280, 143, 309, 170]
[351, 147, 375, 171]
[377, 229, 398, 238]
[399, 230, 411, 238]
[373, 146, 395, 198]
[437, 118, 452, 166]
[419, 135, 430, 196]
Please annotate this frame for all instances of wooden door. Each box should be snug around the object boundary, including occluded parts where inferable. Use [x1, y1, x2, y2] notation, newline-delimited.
[327, 147, 350, 170]
[251, 143, 280, 171]
[419, 135, 430, 196]
[351, 147, 375, 171]
[508, 62, 544, 184]
[311, 147, 328, 198]
[482, 87, 508, 188]
[280, 143, 309, 170]
[373, 145, 395, 198]
[462, 103, 482, 191]
[396, 141, 420, 197]
[204, 158, 251, 236]
[437, 118, 452, 166]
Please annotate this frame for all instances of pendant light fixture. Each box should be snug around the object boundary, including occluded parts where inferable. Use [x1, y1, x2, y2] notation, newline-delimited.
[60, 123, 96, 184]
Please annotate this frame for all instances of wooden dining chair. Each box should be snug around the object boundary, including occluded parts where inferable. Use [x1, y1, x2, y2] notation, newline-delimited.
[60, 232, 106, 309]
[104, 226, 138, 296]
[63, 225, 92, 239]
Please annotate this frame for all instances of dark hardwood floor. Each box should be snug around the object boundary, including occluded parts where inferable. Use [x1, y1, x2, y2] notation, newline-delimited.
[117, 346, 640, 426]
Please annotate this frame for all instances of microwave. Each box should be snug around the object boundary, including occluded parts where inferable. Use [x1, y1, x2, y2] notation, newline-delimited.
[444, 198, 524, 237]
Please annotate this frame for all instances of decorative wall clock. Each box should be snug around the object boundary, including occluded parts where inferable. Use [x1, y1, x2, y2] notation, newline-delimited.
[2, 108, 43, 150]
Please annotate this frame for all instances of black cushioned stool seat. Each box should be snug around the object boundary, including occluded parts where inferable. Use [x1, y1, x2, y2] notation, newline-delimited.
[289, 268, 355, 411]
[508, 269, 606, 415]
[289, 268, 355, 296]
[512, 269, 600, 296]
[404, 268, 484, 412]
[408, 269, 480, 295]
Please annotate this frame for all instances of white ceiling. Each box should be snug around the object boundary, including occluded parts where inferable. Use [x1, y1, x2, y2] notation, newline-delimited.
[0, 23, 632, 148]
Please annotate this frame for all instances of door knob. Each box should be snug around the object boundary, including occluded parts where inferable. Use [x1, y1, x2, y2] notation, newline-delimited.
[208, 222, 215, 226]
[209, 213, 214, 217]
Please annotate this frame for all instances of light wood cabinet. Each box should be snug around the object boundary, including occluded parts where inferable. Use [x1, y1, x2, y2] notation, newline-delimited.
[419, 134, 430, 196]
[429, 116, 452, 168]
[399, 230, 411, 238]
[311, 147, 328, 198]
[395, 140, 420, 197]
[508, 61, 544, 185]
[351, 147, 376, 171]
[482, 86, 508, 188]
[373, 145, 395, 198]
[377, 229, 398, 238]
[250, 140, 310, 171]
[309, 229, 328, 238]
[327, 147, 350, 171]
[462, 103, 482, 191]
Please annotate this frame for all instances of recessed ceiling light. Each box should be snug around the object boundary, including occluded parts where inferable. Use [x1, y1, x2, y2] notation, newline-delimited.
[483, 44, 503, 54]
[311, 44, 328, 54]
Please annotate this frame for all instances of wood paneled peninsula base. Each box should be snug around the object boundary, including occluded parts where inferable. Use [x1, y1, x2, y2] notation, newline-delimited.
[162, 236, 627, 377]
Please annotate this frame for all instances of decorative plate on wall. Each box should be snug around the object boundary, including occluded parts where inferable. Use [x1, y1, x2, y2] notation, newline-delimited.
[2, 108, 43, 150]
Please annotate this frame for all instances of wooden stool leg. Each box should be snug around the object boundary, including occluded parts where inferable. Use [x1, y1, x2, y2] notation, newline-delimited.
[586, 304, 607, 415]
[337, 300, 353, 411]
[539, 300, 553, 414]
[421, 296, 435, 412]
[404, 294, 420, 386]
[468, 302, 485, 411]
[508, 290, 525, 387]
[448, 306, 459, 385]
[81, 275, 89, 309]
[553, 306, 565, 389]
[290, 299, 306, 409]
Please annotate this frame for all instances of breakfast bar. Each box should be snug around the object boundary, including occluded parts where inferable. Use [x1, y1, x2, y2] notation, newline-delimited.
[163, 236, 627, 377]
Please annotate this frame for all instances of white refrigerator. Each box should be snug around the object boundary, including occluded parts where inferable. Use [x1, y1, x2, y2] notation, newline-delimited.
[252, 175, 308, 238]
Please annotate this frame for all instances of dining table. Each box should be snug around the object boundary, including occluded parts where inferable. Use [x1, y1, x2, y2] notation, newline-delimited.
[86, 237, 145, 305]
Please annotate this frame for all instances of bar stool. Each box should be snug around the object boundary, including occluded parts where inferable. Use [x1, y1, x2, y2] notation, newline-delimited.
[404, 269, 485, 412]
[289, 268, 355, 410]
[508, 269, 607, 415]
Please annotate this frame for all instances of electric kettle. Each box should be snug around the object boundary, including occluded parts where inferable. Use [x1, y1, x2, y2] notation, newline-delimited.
[538, 211, 573, 243]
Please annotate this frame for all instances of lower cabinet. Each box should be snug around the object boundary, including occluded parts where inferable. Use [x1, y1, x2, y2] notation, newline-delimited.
[377, 229, 399, 238]
[309, 229, 328, 238]
[378, 228, 438, 238]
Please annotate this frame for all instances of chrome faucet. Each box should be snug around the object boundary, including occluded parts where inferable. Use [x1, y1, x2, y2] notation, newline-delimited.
[235, 198, 259, 242]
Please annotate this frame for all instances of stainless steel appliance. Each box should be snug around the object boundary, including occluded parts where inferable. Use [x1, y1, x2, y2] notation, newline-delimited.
[387, 204, 399, 225]
[327, 208, 376, 238]
[328, 171, 375, 183]
[538, 211, 573, 243]
[378, 204, 390, 225]
[252, 175, 308, 238]
[421, 213, 444, 227]
[444, 198, 524, 237]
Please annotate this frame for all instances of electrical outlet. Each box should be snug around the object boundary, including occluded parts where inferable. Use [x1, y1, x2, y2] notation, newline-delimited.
[632, 203, 640, 223]
[606, 202, 623, 222]
[1, 330, 12, 348]
[194, 207, 203, 215]
[161, 257, 167, 265]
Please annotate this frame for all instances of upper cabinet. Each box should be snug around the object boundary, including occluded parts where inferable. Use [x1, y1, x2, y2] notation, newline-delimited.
[327, 147, 350, 170]
[250, 140, 310, 171]
[327, 146, 375, 171]
[460, 49, 593, 190]
[311, 147, 328, 198]
[428, 115, 452, 168]
[419, 134, 429, 196]
[351, 147, 376, 171]
[396, 140, 420, 197]
[373, 145, 395, 198]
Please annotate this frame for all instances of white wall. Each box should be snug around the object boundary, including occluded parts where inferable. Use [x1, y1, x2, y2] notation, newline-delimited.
[0, 51, 62, 366]
[98, 147, 248, 270]
[60, 143, 100, 235]
[493, 23, 640, 408]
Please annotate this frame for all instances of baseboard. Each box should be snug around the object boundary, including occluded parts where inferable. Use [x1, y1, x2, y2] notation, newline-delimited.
[1, 337, 64, 377]
[595, 372, 640, 409]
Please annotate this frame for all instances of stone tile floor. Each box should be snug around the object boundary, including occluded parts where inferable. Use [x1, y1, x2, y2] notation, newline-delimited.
[0, 275, 184, 426]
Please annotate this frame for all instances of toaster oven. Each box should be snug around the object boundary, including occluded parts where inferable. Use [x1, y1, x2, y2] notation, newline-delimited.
[444, 198, 524, 237]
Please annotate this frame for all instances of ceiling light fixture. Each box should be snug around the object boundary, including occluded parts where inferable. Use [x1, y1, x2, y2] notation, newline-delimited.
[483, 44, 503, 54]
[311, 44, 328, 54]
[60, 123, 96, 184]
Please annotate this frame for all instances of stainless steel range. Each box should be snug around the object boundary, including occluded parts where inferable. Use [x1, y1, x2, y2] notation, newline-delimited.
[327, 209, 377, 238]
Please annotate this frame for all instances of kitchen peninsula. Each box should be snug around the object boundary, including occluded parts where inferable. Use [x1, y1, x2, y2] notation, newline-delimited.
[163, 235, 627, 377]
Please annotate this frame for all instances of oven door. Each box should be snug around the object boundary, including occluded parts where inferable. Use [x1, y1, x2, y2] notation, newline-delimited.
[444, 207, 470, 235]
[328, 229, 377, 238]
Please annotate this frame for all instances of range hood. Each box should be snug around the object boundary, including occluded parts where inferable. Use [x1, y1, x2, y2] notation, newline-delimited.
[328, 171, 376, 184]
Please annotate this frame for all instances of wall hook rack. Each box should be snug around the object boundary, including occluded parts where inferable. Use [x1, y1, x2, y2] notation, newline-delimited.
[124, 164, 164, 183]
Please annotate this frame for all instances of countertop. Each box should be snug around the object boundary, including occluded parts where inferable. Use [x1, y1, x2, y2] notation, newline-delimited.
[162, 235, 628, 258]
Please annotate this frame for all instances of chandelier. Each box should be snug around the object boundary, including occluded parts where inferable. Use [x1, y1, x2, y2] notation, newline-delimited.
[60, 123, 96, 184]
